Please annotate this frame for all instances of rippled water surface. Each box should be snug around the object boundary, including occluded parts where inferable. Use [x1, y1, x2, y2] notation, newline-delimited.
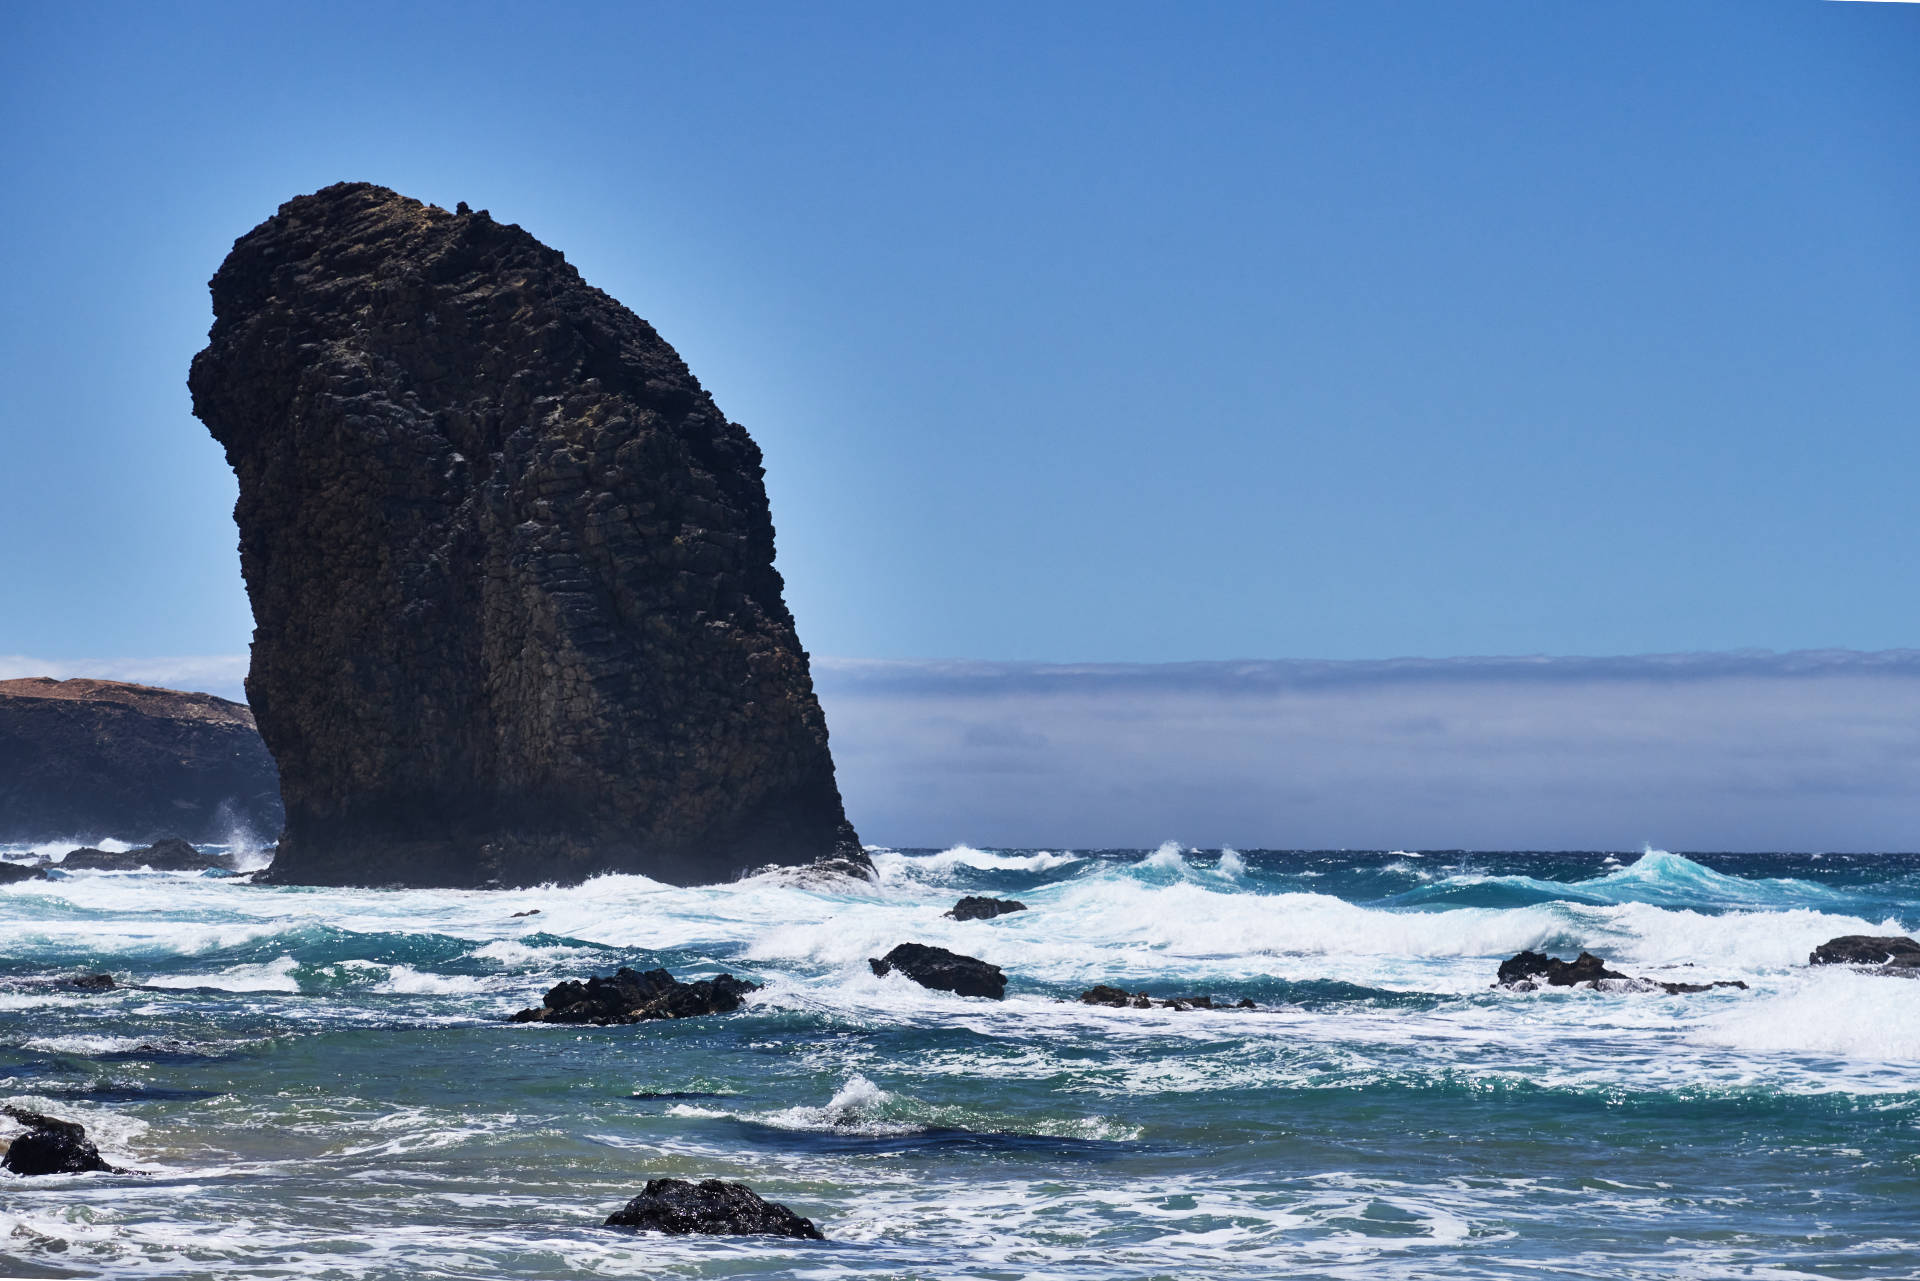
[2, 844, 1917, 1278]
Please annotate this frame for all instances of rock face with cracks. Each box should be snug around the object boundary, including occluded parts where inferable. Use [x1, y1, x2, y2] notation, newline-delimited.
[189, 183, 862, 887]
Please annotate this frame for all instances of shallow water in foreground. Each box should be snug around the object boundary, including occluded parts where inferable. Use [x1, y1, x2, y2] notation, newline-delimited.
[1, 844, 1917, 1279]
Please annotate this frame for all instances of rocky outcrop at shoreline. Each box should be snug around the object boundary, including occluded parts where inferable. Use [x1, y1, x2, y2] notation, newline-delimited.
[189, 182, 862, 888]
[605, 1178, 823, 1239]
[0, 678, 280, 845]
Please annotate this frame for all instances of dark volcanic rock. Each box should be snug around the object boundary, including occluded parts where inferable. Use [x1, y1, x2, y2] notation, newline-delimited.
[1809, 935, 1920, 969]
[61, 838, 229, 873]
[1079, 985, 1256, 1010]
[0, 861, 42, 885]
[510, 966, 759, 1025]
[1497, 950, 1747, 993]
[0, 678, 281, 845]
[945, 896, 1027, 921]
[66, 973, 116, 992]
[869, 943, 1006, 999]
[1, 1106, 122, 1176]
[189, 182, 862, 888]
[1496, 950, 1627, 987]
[605, 1177, 823, 1239]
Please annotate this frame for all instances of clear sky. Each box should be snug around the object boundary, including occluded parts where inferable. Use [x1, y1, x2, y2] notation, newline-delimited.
[2, 1, 1916, 668]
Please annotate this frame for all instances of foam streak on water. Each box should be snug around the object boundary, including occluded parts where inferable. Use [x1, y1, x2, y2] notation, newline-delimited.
[2, 844, 1917, 1278]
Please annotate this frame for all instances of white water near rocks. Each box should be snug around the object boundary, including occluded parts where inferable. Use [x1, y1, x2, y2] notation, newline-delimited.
[1, 844, 1917, 1278]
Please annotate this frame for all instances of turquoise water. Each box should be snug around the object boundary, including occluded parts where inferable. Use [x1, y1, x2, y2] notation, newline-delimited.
[2, 844, 1917, 1278]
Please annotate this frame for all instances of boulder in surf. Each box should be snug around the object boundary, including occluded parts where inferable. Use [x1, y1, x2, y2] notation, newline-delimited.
[1809, 935, 1920, 970]
[1, 1107, 123, 1176]
[869, 942, 1006, 999]
[510, 966, 760, 1025]
[945, 896, 1027, 921]
[605, 1177, 823, 1239]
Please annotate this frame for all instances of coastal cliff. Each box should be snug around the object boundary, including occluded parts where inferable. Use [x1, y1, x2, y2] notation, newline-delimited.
[0, 678, 280, 843]
[187, 182, 861, 887]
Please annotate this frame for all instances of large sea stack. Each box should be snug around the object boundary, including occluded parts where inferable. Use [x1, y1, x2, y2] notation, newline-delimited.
[188, 183, 862, 888]
[0, 678, 281, 844]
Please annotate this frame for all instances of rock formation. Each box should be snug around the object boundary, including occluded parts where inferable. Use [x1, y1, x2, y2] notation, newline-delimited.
[1080, 985, 1256, 1010]
[945, 895, 1027, 921]
[1, 1106, 123, 1176]
[59, 838, 230, 873]
[869, 943, 1006, 999]
[188, 182, 862, 887]
[605, 1178, 824, 1239]
[509, 966, 759, 1024]
[1495, 950, 1748, 994]
[0, 679, 280, 845]
[1809, 935, 1920, 973]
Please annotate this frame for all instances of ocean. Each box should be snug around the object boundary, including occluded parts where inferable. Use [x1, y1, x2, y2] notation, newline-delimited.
[2, 843, 1916, 1279]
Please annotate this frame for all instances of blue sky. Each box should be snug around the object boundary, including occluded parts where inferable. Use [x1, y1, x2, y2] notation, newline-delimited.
[3, 1, 1915, 667]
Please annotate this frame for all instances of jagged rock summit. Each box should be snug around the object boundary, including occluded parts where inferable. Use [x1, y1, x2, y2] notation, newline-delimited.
[189, 182, 862, 888]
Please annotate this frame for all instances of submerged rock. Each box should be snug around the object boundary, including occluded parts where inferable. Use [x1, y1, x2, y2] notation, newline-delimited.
[1079, 985, 1257, 1011]
[605, 1177, 823, 1239]
[1496, 950, 1746, 993]
[869, 943, 1006, 999]
[0, 677, 280, 845]
[1809, 935, 1920, 970]
[510, 966, 759, 1025]
[61, 838, 228, 873]
[65, 973, 116, 992]
[189, 182, 861, 889]
[945, 896, 1027, 921]
[1, 1106, 123, 1176]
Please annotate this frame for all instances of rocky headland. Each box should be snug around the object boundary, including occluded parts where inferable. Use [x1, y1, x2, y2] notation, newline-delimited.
[188, 182, 861, 887]
[0, 678, 280, 845]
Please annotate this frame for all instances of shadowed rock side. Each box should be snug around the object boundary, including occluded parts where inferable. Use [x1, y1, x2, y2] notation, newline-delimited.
[0, 679, 281, 844]
[188, 182, 862, 887]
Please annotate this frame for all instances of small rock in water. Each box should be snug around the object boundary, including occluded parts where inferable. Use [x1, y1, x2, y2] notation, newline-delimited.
[945, 896, 1027, 921]
[61, 838, 228, 873]
[65, 973, 115, 992]
[1496, 950, 1626, 988]
[869, 943, 1005, 999]
[1809, 935, 1920, 971]
[1496, 950, 1746, 993]
[510, 967, 760, 1025]
[510, 909, 540, 918]
[1, 1106, 124, 1176]
[605, 1177, 824, 1239]
[0, 862, 43, 884]
[1079, 985, 1256, 1010]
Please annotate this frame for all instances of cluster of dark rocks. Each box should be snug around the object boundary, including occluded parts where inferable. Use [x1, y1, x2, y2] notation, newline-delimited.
[2, 1106, 124, 1176]
[1494, 950, 1748, 994]
[1079, 985, 1256, 1011]
[1, 838, 235, 882]
[510, 967, 759, 1025]
[1494, 934, 1920, 993]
